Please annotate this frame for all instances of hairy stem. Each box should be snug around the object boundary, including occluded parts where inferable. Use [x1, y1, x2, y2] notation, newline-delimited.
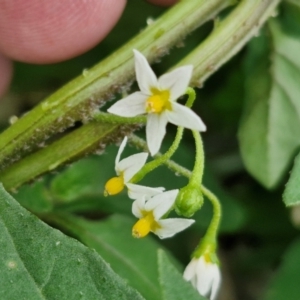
[178, 0, 280, 86]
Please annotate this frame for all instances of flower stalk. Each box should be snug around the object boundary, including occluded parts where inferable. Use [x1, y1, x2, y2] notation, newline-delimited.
[193, 186, 222, 257]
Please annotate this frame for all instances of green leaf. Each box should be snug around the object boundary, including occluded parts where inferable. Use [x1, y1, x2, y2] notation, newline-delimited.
[49, 213, 166, 300]
[50, 155, 112, 203]
[14, 178, 53, 213]
[283, 152, 300, 206]
[157, 250, 206, 300]
[238, 12, 300, 188]
[263, 238, 300, 300]
[0, 184, 144, 300]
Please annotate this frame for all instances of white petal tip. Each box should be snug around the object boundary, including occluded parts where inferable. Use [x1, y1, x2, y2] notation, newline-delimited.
[200, 124, 207, 132]
[107, 107, 116, 114]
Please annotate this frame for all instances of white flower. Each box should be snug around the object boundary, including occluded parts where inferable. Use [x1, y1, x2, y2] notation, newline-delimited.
[107, 50, 206, 156]
[104, 136, 164, 198]
[126, 183, 164, 200]
[183, 256, 221, 300]
[132, 189, 195, 239]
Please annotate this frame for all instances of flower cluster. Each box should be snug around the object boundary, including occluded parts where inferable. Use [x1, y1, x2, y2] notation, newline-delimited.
[105, 137, 195, 239]
[132, 189, 195, 239]
[104, 50, 221, 300]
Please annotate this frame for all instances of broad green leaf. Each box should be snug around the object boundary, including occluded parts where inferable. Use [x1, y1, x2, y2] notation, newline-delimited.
[157, 250, 206, 300]
[238, 12, 300, 188]
[283, 152, 300, 206]
[263, 238, 300, 300]
[0, 184, 144, 300]
[49, 213, 166, 300]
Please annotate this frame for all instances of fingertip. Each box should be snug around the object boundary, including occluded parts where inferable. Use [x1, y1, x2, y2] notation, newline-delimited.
[0, 0, 126, 64]
[0, 54, 13, 97]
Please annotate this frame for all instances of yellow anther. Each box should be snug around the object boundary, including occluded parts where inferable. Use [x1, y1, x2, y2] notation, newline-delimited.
[104, 176, 124, 196]
[203, 253, 212, 263]
[132, 213, 157, 238]
[132, 218, 151, 238]
[146, 89, 171, 113]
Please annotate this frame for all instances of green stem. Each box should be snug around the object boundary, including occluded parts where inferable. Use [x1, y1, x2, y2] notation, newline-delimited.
[185, 87, 196, 108]
[189, 130, 205, 186]
[93, 112, 146, 125]
[177, 0, 280, 86]
[0, 0, 231, 170]
[194, 186, 222, 256]
[130, 126, 184, 183]
[0, 122, 122, 190]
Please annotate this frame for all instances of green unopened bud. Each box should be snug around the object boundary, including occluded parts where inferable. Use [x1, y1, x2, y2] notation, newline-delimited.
[175, 184, 203, 217]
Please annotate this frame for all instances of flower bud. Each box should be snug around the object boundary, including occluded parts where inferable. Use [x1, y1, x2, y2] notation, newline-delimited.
[175, 184, 203, 217]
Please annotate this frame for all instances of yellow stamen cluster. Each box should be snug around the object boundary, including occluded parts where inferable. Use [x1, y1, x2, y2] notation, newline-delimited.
[132, 212, 158, 238]
[203, 252, 212, 263]
[146, 89, 171, 113]
[104, 176, 124, 196]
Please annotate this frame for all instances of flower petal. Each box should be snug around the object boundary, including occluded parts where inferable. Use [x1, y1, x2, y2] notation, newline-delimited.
[115, 136, 127, 169]
[133, 49, 158, 94]
[196, 258, 214, 297]
[183, 258, 198, 282]
[107, 91, 147, 117]
[146, 189, 178, 220]
[117, 152, 148, 183]
[210, 265, 221, 300]
[146, 113, 168, 156]
[126, 183, 165, 200]
[166, 102, 206, 131]
[132, 197, 147, 218]
[154, 218, 195, 239]
[158, 65, 193, 101]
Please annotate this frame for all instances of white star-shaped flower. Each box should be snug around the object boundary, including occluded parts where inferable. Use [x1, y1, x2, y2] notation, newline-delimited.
[183, 255, 221, 300]
[104, 136, 164, 198]
[107, 50, 206, 156]
[132, 189, 195, 239]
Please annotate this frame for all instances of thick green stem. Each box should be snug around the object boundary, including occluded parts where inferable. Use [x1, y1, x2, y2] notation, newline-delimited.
[0, 0, 231, 170]
[93, 112, 146, 125]
[0, 122, 123, 190]
[177, 0, 280, 86]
